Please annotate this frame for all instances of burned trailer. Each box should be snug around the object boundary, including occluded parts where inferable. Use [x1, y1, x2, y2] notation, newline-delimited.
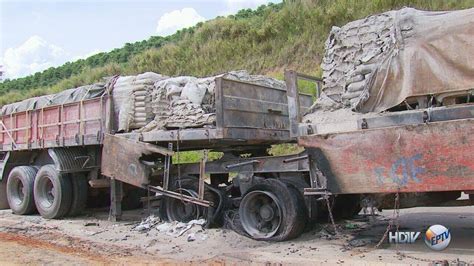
[101, 76, 318, 241]
[290, 7, 474, 210]
[296, 105, 474, 210]
[287, 69, 474, 210]
[0, 73, 321, 241]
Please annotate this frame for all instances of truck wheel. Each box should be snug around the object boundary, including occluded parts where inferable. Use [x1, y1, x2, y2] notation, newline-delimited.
[239, 179, 306, 241]
[161, 179, 203, 222]
[67, 173, 88, 217]
[6, 166, 38, 215]
[34, 165, 72, 219]
[160, 178, 219, 225]
[0, 177, 9, 210]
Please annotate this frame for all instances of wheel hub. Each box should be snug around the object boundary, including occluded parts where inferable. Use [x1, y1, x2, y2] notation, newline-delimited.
[239, 190, 283, 239]
[17, 182, 25, 201]
[259, 204, 274, 221]
[166, 188, 201, 222]
[45, 180, 55, 204]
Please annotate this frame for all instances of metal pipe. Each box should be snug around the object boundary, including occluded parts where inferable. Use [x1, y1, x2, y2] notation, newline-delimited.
[296, 72, 323, 82]
[225, 160, 260, 169]
[283, 155, 308, 163]
[147, 185, 212, 207]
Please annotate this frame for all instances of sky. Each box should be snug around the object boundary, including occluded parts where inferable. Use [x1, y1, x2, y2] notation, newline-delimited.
[0, 0, 281, 80]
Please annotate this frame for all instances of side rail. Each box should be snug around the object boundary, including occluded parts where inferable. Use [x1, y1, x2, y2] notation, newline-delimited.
[284, 70, 322, 138]
[215, 76, 313, 139]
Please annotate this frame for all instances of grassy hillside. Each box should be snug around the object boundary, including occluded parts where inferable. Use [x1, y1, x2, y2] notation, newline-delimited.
[1, 0, 473, 105]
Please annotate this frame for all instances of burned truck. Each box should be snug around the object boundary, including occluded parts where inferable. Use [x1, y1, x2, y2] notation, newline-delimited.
[293, 8, 474, 211]
[0, 70, 318, 241]
[0, 7, 473, 242]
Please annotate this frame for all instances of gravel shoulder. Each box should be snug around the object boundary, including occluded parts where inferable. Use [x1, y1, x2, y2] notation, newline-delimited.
[0, 205, 473, 265]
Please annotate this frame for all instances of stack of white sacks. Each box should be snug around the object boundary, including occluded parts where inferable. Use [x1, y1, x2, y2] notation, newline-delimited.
[113, 72, 168, 132]
[312, 10, 397, 112]
[112, 70, 285, 133]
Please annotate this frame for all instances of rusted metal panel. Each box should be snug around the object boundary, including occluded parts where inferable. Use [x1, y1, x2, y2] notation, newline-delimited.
[299, 119, 474, 194]
[285, 70, 300, 138]
[219, 77, 312, 133]
[134, 128, 223, 143]
[214, 78, 225, 128]
[361, 111, 425, 129]
[101, 134, 173, 188]
[285, 70, 321, 138]
[220, 78, 289, 130]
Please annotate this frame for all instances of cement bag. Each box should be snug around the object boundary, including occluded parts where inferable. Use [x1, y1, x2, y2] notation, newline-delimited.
[114, 72, 167, 132]
[312, 7, 474, 113]
[114, 77, 135, 132]
[361, 8, 474, 112]
[180, 81, 207, 105]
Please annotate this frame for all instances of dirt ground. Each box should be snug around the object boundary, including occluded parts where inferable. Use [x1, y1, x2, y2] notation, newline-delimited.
[0, 204, 473, 265]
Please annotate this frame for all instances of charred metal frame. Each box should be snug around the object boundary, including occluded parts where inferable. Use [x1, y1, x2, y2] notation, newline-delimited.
[285, 70, 322, 139]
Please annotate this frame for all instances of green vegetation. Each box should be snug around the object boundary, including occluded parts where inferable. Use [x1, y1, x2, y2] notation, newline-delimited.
[2, 0, 473, 105]
[1, 0, 472, 159]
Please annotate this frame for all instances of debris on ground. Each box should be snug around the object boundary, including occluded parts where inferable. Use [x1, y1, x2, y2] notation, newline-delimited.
[348, 238, 374, 247]
[156, 219, 207, 238]
[132, 216, 208, 241]
[344, 223, 359, 230]
[132, 215, 161, 232]
[84, 222, 99, 227]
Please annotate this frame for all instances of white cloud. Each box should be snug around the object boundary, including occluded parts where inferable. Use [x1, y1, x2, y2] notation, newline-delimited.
[156, 8, 205, 36]
[222, 0, 280, 15]
[1, 35, 70, 79]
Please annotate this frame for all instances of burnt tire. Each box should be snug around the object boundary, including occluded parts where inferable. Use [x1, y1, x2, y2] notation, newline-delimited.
[67, 173, 88, 217]
[34, 165, 72, 219]
[239, 179, 307, 241]
[159, 178, 220, 226]
[279, 176, 318, 226]
[6, 166, 38, 215]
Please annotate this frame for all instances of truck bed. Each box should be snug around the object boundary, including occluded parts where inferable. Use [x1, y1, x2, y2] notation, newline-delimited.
[0, 77, 312, 152]
[120, 77, 313, 151]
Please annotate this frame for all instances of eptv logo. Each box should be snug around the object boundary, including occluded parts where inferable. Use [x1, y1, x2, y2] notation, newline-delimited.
[424, 225, 451, 251]
[388, 231, 420, 244]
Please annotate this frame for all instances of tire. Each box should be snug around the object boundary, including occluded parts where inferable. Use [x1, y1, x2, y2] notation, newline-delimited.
[34, 165, 72, 219]
[159, 178, 219, 226]
[0, 176, 10, 210]
[67, 173, 88, 217]
[6, 166, 38, 215]
[279, 175, 319, 226]
[239, 179, 307, 241]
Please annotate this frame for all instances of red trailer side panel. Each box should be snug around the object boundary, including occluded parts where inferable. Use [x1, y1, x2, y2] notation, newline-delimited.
[0, 97, 106, 151]
[299, 119, 474, 194]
